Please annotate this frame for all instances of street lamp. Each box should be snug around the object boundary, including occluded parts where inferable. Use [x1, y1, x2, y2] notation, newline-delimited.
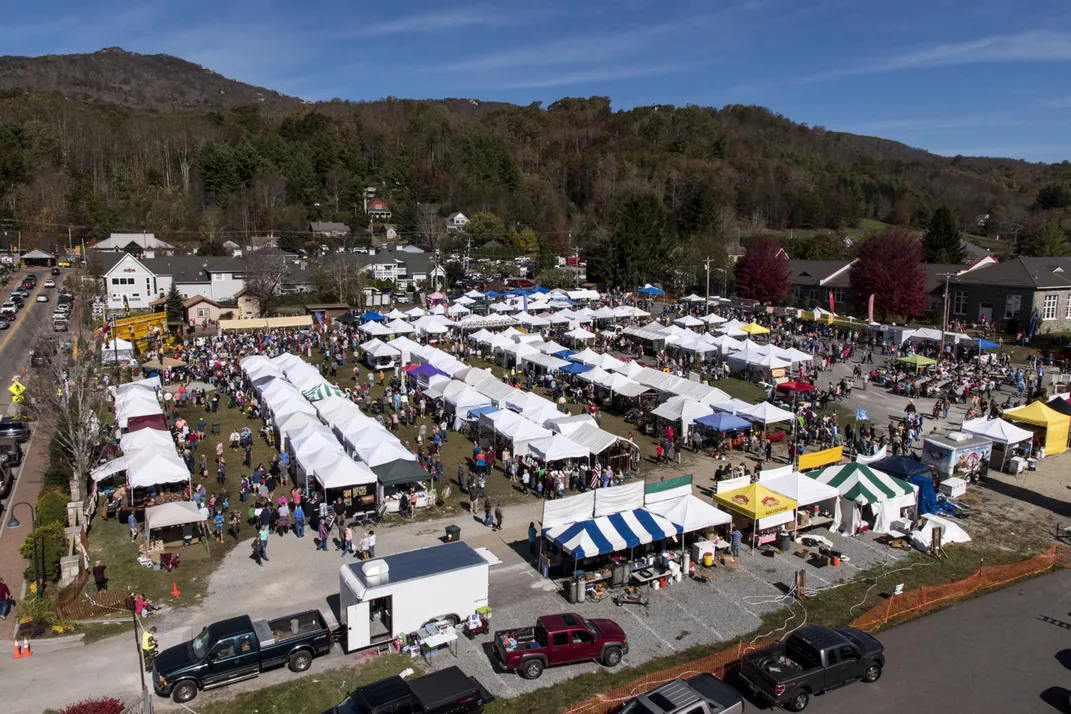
[6, 502, 43, 599]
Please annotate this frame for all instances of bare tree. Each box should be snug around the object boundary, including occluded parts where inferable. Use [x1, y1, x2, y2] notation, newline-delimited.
[28, 328, 110, 485]
[317, 254, 368, 307]
[244, 250, 289, 316]
[417, 211, 445, 253]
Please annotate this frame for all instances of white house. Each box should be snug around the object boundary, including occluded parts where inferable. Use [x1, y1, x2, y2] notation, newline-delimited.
[92, 233, 175, 258]
[446, 212, 469, 232]
[97, 254, 247, 311]
[367, 199, 392, 221]
[355, 252, 445, 291]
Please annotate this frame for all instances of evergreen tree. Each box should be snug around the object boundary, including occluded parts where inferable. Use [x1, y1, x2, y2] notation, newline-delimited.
[602, 190, 670, 288]
[165, 283, 185, 323]
[923, 206, 965, 263]
[1021, 220, 1071, 257]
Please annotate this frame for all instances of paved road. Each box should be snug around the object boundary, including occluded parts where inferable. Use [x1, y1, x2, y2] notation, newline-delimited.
[738, 568, 1071, 713]
[0, 270, 60, 410]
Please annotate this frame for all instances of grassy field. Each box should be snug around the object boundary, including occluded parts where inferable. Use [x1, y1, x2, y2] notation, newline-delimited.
[89, 396, 281, 605]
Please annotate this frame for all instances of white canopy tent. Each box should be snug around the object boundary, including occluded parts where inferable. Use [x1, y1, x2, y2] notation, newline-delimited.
[736, 401, 794, 425]
[353, 440, 417, 468]
[652, 396, 713, 438]
[644, 480, 731, 532]
[101, 338, 135, 364]
[143, 501, 208, 549]
[125, 450, 191, 488]
[529, 433, 590, 463]
[961, 417, 1033, 444]
[759, 471, 842, 532]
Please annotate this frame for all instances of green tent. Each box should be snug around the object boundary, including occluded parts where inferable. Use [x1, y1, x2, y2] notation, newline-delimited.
[896, 354, 937, 373]
[302, 383, 345, 402]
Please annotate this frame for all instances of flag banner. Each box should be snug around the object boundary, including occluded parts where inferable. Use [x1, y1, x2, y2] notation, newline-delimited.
[856, 407, 869, 421]
[828, 290, 835, 314]
[867, 294, 875, 324]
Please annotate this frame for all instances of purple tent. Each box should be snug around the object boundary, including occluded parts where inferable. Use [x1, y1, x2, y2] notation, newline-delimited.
[413, 363, 448, 378]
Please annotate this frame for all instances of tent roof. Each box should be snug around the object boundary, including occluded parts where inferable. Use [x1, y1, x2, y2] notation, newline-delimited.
[652, 396, 714, 423]
[529, 433, 589, 462]
[868, 456, 934, 478]
[712, 483, 797, 520]
[694, 411, 752, 431]
[545, 509, 676, 558]
[736, 401, 794, 425]
[1002, 400, 1071, 428]
[960, 416, 1034, 444]
[806, 463, 914, 505]
[646, 495, 732, 532]
[759, 471, 840, 508]
[144, 501, 205, 532]
[372, 459, 431, 486]
[126, 450, 191, 487]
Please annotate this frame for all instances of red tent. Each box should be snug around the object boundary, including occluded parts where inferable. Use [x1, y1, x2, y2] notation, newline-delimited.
[776, 380, 816, 394]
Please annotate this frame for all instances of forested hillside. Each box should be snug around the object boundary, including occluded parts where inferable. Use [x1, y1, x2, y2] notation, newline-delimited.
[2, 49, 1070, 287]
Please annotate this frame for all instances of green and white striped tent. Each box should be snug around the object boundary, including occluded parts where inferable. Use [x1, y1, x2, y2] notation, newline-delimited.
[805, 463, 913, 505]
[302, 383, 346, 402]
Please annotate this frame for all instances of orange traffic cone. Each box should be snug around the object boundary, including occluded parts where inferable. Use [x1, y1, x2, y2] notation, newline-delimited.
[21, 638, 31, 657]
[171, 582, 181, 598]
[12, 641, 22, 659]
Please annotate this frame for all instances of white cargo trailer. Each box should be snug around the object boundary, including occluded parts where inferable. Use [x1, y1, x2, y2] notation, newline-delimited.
[339, 541, 490, 653]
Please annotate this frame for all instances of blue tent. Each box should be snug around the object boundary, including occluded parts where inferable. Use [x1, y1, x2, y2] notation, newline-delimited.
[484, 290, 503, 298]
[560, 362, 592, 375]
[552, 349, 574, 359]
[908, 475, 938, 515]
[694, 412, 752, 432]
[360, 311, 386, 323]
[531, 286, 550, 294]
[509, 289, 533, 296]
[637, 285, 665, 295]
[976, 338, 999, 350]
[870, 456, 932, 479]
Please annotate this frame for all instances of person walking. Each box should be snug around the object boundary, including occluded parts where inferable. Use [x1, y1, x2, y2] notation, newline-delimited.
[483, 499, 493, 528]
[341, 525, 353, 558]
[527, 522, 538, 559]
[317, 518, 329, 552]
[293, 503, 306, 538]
[92, 561, 108, 593]
[493, 503, 503, 532]
[358, 531, 370, 560]
[366, 530, 376, 558]
[730, 527, 742, 558]
[258, 523, 270, 562]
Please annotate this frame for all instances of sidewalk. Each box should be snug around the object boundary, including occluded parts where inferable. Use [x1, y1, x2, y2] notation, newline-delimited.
[0, 423, 49, 641]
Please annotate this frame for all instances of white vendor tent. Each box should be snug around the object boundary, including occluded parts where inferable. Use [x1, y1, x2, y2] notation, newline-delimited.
[736, 401, 794, 425]
[126, 450, 191, 488]
[529, 433, 589, 463]
[652, 396, 713, 437]
[909, 514, 971, 553]
[759, 471, 842, 532]
[643, 476, 731, 533]
[143, 501, 208, 549]
[101, 338, 135, 364]
[961, 417, 1033, 444]
[806, 463, 917, 536]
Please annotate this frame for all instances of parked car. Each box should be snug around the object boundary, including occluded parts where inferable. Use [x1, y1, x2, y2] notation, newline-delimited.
[0, 418, 30, 443]
[621, 674, 744, 714]
[43, 279, 55, 288]
[53, 317, 69, 332]
[494, 613, 628, 679]
[11, 289, 27, 300]
[738, 625, 884, 712]
[0, 437, 24, 467]
[0, 317, 9, 330]
[152, 610, 332, 703]
[0, 462, 12, 499]
[326, 666, 493, 714]
[0, 302, 17, 317]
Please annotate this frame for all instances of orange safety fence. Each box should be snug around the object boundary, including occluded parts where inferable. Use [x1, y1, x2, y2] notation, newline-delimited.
[563, 545, 1071, 714]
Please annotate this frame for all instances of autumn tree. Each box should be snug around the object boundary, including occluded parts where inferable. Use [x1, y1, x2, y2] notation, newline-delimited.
[538, 267, 576, 289]
[1020, 220, 1071, 257]
[317, 254, 368, 306]
[465, 212, 505, 244]
[923, 206, 965, 263]
[735, 236, 790, 303]
[416, 210, 445, 253]
[849, 229, 929, 321]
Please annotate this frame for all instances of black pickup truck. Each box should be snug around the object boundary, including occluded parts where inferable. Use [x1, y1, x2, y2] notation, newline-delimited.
[153, 610, 332, 703]
[327, 666, 493, 714]
[738, 625, 884, 712]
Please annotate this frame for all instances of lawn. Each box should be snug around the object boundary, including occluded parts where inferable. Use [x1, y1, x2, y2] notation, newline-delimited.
[89, 395, 281, 605]
[195, 653, 414, 714]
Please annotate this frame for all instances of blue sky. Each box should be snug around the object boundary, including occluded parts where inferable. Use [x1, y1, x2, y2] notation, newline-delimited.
[5, 0, 1071, 162]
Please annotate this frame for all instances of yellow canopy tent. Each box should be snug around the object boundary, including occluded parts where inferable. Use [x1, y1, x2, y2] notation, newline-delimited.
[1002, 401, 1070, 456]
[739, 322, 770, 335]
[713, 483, 798, 549]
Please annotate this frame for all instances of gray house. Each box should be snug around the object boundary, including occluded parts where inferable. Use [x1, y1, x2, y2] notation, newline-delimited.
[947, 256, 1071, 333]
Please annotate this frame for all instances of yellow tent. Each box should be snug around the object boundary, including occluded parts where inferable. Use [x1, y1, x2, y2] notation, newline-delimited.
[1002, 401, 1069, 456]
[714, 483, 796, 520]
[739, 322, 770, 335]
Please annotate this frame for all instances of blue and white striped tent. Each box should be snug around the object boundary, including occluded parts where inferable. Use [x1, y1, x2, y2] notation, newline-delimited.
[545, 509, 677, 559]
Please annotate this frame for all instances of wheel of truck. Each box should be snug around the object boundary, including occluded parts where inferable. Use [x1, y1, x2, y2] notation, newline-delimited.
[785, 690, 809, 712]
[602, 647, 623, 667]
[288, 651, 313, 673]
[863, 662, 882, 683]
[171, 681, 199, 704]
[521, 659, 545, 680]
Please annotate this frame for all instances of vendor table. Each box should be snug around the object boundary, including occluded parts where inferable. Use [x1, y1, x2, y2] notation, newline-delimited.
[418, 621, 458, 662]
[630, 567, 668, 586]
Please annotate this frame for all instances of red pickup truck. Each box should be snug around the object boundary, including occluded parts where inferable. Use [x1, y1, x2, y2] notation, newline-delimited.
[493, 613, 629, 680]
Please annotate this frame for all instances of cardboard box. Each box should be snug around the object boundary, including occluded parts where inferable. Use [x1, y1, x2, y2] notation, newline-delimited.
[720, 555, 739, 567]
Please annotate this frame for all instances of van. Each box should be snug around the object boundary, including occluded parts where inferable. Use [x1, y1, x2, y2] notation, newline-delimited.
[0, 437, 23, 467]
[53, 317, 69, 332]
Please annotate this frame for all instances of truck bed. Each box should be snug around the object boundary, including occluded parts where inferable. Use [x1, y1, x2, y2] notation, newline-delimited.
[408, 666, 494, 712]
[257, 611, 328, 646]
[496, 627, 542, 653]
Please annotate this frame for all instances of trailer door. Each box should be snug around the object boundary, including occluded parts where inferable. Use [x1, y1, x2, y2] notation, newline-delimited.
[346, 602, 370, 652]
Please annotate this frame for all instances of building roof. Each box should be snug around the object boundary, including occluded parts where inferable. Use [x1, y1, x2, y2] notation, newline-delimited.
[922, 263, 973, 293]
[309, 221, 350, 233]
[145, 256, 244, 284]
[952, 257, 1071, 290]
[961, 240, 992, 260]
[447, 212, 467, 221]
[22, 249, 54, 259]
[182, 295, 221, 308]
[788, 260, 854, 286]
[93, 233, 175, 250]
[367, 199, 390, 212]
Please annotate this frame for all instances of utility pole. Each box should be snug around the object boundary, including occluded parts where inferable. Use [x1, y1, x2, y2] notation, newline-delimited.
[939, 272, 956, 359]
[703, 257, 714, 316]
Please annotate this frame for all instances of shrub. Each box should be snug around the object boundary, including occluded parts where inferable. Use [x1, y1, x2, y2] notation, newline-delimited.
[59, 698, 125, 714]
[37, 489, 72, 527]
[20, 522, 67, 582]
[15, 595, 56, 627]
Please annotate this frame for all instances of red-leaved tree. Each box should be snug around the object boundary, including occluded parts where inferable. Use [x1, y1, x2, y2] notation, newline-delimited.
[735, 236, 790, 303]
[849, 229, 929, 321]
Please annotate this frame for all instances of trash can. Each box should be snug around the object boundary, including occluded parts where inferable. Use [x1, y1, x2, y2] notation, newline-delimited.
[445, 525, 461, 542]
[564, 578, 577, 603]
[703, 552, 714, 567]
[211, 420, 221, 435]
[777, 531, 791, 551]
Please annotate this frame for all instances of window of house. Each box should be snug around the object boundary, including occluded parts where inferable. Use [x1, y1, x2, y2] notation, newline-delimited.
[1005, 294, 1021, 319]
[1043, 294, 1058, 320]
[952, 291, 967, 316]
[197, 308, 209, 318]
[1066, 297, 1071, 319]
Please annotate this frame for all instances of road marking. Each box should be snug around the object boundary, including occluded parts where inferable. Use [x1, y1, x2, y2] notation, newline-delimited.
[0, 279, 46, 354]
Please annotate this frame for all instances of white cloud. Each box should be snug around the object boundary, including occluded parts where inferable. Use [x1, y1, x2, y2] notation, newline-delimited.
[1042, 96, 1071, 108]
[341, 6, 519, 39]
[804, 30, 1071, 82]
